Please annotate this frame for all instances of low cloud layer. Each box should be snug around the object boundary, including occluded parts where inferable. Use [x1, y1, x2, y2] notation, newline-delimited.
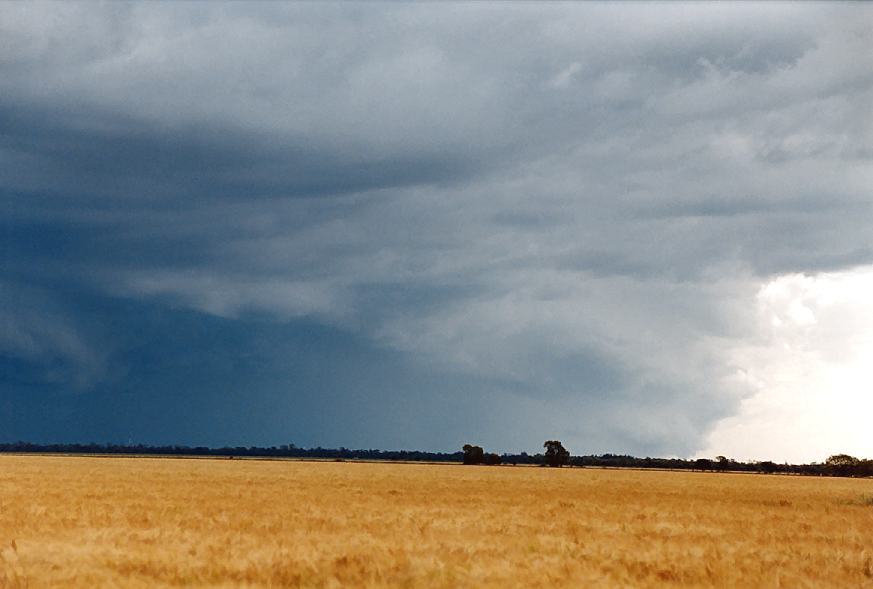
[2, 3, 871, 458]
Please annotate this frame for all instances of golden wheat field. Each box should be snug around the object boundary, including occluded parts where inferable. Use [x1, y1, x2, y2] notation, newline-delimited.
[1, 455, 872, 588]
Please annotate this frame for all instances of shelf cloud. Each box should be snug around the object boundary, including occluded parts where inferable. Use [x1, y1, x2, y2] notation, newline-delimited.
[2, 2, 871, 459]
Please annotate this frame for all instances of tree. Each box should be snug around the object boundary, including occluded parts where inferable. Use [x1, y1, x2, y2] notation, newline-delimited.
[543, 440, 569, 468]
[694, 458, 712, 472]
[462, 444, 485, 465]
[483, 452, 502, 466]
[758, 461, 777, 474]
[826, 454, 860, 477]
[715, 456, 730, 472]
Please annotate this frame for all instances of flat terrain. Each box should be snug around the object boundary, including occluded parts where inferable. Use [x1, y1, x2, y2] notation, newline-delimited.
[1, 455, 871, 588]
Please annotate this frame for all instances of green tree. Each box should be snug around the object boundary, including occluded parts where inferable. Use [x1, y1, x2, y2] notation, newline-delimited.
[758, 460, 777, 474]
[462, 444, 485, 465]
[483, 452, 502, 466]
[543, 440, 569, 468]
[826, 454, 860, 477]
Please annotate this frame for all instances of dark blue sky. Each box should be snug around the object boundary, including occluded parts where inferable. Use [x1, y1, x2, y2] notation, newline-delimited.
[2, 3, 871, 459]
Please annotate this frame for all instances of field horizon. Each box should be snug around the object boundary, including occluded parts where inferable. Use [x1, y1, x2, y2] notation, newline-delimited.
[3, 440, 870, 478]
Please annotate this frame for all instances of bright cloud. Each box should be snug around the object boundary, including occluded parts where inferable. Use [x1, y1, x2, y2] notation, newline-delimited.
[701, 266, 873, 463]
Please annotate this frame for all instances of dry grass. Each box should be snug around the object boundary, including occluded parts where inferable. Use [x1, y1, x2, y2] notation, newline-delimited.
[1, 455, 871, 588]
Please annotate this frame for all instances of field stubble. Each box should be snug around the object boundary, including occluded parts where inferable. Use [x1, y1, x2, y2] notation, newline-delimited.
[0, 455, 871, 588]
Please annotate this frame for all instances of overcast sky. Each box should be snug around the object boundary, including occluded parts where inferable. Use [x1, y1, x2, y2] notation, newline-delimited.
[2, 2, 871, 461]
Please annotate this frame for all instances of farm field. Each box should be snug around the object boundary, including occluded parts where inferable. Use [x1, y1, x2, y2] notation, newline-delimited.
[1, 455, 871, 588]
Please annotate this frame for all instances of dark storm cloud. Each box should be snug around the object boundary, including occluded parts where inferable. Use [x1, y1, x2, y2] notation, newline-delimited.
[0, 100, 476, 202]
[2, 2, 872, 454]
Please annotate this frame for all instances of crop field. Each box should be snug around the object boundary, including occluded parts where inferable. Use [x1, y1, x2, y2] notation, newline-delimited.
[0, 455, 871, 588]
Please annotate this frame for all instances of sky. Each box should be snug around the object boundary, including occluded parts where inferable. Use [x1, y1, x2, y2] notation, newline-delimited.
[1, 2, 872, 463]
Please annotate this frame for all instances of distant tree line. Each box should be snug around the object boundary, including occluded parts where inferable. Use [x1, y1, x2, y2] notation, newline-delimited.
[0, 442, 466, 463]
[0, 442, 869, 478]
[565, 452, 873, 477]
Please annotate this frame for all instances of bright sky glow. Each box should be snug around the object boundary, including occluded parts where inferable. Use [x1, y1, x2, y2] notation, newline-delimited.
[701, 266, 873, 463]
